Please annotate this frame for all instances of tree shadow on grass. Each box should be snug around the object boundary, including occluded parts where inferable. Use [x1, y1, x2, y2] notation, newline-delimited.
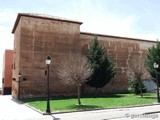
[141, 96, 157, 99]
[21, 94, 125, 103]
[86, 93, 124, 98]
[137, 93, 157, 99]
[66, 104, 102, 111]
[53, 94, 124, 100]
[22, 97, 46, 103]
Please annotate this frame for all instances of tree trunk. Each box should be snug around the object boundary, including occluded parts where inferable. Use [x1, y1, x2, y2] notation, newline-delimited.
[81, 85, 84, 96]
[139, 81, 143, 97]
[77, 85, 81, 105]
[94, 88, 98, 98]
[138, 79, 143, 97]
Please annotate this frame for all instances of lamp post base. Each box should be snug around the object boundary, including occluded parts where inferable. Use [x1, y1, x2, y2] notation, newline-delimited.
[46, 109, 51, 114]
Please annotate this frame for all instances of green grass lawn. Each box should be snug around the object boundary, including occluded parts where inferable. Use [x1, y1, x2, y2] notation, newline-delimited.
[22, 93, 157, 112]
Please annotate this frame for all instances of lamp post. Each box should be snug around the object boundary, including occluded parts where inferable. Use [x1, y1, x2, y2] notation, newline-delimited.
[153, 62, 160, 103]
[45, 56, 51, 113]
[18, 73, 21, 100]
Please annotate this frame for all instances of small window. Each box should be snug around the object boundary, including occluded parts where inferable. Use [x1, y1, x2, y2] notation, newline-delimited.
[12, 63, 16, 69]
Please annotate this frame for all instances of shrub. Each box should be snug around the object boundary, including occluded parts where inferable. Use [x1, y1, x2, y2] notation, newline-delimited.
[128, 79, 147, 95]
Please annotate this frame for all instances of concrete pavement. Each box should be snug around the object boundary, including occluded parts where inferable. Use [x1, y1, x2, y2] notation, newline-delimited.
[0, 95, 160, 120]
[0, 95, 52, 120]
[53, 105, 160, 120]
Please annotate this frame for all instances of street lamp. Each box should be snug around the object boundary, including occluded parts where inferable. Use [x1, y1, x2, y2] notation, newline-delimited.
[153, 62, 160, 103]
[45, 56, 51, 113]
[18, 73, 21, 100]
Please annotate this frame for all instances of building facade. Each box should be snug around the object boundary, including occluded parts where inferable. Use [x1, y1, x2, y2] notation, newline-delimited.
[11, 13, 155, 99]
[2, 50, 13, 95]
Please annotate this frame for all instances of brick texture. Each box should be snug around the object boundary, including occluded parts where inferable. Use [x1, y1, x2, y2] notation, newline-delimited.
[2, 50, 13, 95]
[11, 13, 156, 99]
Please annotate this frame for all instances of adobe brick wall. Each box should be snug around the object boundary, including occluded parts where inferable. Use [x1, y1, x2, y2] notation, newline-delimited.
[11, 13, 156, 99]
[12, 13, 82, 99]
[2, 50, 13, 95]
[80, 32, 155, 94]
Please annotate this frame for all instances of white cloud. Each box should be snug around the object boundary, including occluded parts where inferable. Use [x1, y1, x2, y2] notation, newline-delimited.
[80, 13, 158, 41]
[80, 14, 137, 37]
[0, 10, 17, 23]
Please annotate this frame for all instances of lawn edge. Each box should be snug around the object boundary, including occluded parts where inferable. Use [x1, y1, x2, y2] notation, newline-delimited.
[24, 102, 160, 115]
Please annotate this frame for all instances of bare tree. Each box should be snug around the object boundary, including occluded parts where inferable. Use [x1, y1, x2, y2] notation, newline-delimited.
[127, 54, 149, 97]
[57, 53, 93, 105]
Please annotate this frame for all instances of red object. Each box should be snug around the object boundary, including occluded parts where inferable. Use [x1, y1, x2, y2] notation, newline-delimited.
[2, 50, 13, 95]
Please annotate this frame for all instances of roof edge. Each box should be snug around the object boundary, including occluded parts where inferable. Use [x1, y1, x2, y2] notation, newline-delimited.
[12, 13, 83, 33]
[80, 32, 156, 43]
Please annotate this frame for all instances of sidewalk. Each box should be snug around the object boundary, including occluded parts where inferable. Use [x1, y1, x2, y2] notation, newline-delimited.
[54, 105, 160, 120]
[0, 95, 160, 120]
[53, 104, 160, 120]
[0, 95, 52, 120]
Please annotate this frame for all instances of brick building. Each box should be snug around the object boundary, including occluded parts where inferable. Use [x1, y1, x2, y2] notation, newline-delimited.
[2, 50, 13, 95]
[11, 13, 155, 99]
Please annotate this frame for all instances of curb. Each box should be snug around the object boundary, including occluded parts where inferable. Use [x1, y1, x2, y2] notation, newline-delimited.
[25, 103, 44, 114]
[24, 102, 160, 115]
[144, 111, 160, 115]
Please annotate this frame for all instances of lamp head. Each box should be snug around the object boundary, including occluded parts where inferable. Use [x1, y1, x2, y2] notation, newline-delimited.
[18, 73, 21, 77]
[154, 62, 159, 68]
[45, 56, 51, 65]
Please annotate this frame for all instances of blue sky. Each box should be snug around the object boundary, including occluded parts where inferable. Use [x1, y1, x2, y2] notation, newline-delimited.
[0, 0, 160, 87]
